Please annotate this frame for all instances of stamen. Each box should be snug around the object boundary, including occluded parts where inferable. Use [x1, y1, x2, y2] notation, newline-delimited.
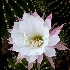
[20, 33, 44, 48]
[29, 35, 44, 47]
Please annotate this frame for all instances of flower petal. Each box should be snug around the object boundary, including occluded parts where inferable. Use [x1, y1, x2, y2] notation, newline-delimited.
[28, 62, 33, 70]
[32, 11, 39, 17]
[45, 18, 51, 30]
[55, 24, 64, 30]
[19, 20, 33, 35]
[17, 53, 22, 59]
[42, 12, 45, 19]
[11, 29, 22, 39]
[50, 24, 64, 36]
[44, 47, 56, 57]
[20, 45, 45, 56]
[37, 63, 40, 70]
[50, 30, 61, 36]
[13, 22, 20, 30]
[16, 54, 26, 64]
[7, 29, 12, 33]
[8, 47, 13, 51]
[17, 17, 23, 21]
[37, 55, 43, 64]
[27, 15, 44, 35]
[53, 43, 68, 50]
[22, 12, 30, 20]
[8, 37, 13, 44]
[47, 57, 55, 69]
[13, 36, 25, 48]
[43, 25, 49, 39]
[44, 13, 52, 30]
[48, 35, 60, 46]
[47, 13, 52, 19]
[15, 53, 23, 64]
[32, 16, 44, 35]
[13, 43, 23, 52]
[26, 55, 38, 63]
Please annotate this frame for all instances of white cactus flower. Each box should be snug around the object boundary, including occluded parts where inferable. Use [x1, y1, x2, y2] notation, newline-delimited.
[8, 12, 60, 63]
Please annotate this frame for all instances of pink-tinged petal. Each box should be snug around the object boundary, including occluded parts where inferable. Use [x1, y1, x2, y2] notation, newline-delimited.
[15, 58, 22, 64]
[37, 55, 43, 64]
[45, 19, 51, 30]
[58, 42, 65, 45]
[17, 17, 23, 21]
[7, 29, 12, 33]
[47, 57, 55, 69]
[8, 37, 13, 44]
[53, 43, 68, 50]
[32, 11, 39, 17]
[42, 12, 45, 19]
[28, 62, 33, 70]
[56, 24, 64, 30]
[50, 30, 61, 36]
[15, 53, 23, 64]
[47, 13, 52, 19]
[51, 23, 57, 30]
[50, 24, 64, 36]
[8, 37, 12, 41]
[37, 63, 40, 70]
[8, 47, 13, 51]
[53, 30, 61, 35]
[8, 42, 12, 44]
[17, 53, 22, 59]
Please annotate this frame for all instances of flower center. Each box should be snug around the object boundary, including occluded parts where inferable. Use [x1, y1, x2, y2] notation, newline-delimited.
[29, 35, 43, 47]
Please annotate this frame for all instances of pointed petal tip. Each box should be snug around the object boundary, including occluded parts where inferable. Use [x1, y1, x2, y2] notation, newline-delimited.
[8, 37, 13, 44]
[18, 17, 23, 21]
[47, 57, 55, 69]
[37, 55, 43, 64]
[8, 47, 13, 51]
[42, 12, 45, 19]
[15, 59, 22, 64]
[50, 30, 61, 36]
[15, 53, 23, 64]
[47, 13, 52, 19]
[7, 29, 12, 33]
[57, 24, 64, 30]
[16, 16, 23, 21]
[8, 42, 12, 44]
[45, 18, 51, 30]
[32, 11, 39, 17]
[50, 24, 64, 36]
[28, 62, 33, 70]
[54, 42, 69, 50]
